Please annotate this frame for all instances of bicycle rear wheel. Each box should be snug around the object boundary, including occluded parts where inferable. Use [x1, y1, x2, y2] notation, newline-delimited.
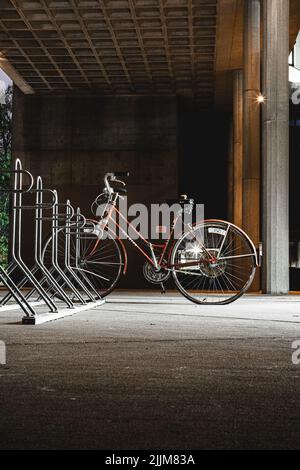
[170, 220, 257, 305]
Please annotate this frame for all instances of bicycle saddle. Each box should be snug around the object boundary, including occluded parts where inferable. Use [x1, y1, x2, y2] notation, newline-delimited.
[166, 195, 194, 206]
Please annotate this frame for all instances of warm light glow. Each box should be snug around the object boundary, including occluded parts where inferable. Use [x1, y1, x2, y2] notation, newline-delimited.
[256, 93, 266, 104]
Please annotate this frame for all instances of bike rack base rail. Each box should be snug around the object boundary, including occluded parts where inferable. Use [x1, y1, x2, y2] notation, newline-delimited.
[22, 298, 106, 325]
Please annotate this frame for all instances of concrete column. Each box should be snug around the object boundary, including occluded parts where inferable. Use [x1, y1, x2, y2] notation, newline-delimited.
[262, 0, 289, 294]
[233, 70, 243, 228]
[243, 0, 260, 242]
[243, 0, 261, 291]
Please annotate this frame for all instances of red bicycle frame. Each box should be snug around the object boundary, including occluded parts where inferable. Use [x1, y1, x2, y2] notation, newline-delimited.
[89, 202, 180, 274]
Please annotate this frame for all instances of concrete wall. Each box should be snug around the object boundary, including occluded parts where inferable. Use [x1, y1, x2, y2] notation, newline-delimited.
[12, 88, 178, 210]
[12, 87, 178, 288]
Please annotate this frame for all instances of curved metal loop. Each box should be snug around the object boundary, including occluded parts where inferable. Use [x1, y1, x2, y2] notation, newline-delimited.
[78, 219, 102, 239]
[13, 188, 57, 209]
[0, 158, 34, 194]
[75, 210, 87, 228]
[65, 209, 87, 235]
[91, 199, 99, 216]
[91, 192, 111, 216]
[65, 201, 75, 221]
[95, 193, 109, 205]
[52, 201, 75, 222]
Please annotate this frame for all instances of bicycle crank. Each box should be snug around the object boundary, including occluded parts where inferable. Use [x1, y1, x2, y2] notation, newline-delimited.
[143, 260, 170, 285]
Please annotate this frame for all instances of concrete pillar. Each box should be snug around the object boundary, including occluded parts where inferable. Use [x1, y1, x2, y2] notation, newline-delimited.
[262, 0, 290, 294]
[233, 70, 243, 228]
[243, 0, 261, 242]
[243, 0, 261, 290]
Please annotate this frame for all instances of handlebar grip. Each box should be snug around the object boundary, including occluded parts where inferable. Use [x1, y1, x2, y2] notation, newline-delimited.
[114, 171, 130, 177]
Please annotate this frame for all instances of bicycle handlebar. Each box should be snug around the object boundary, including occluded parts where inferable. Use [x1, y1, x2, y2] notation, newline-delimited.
[116, 187, 127, 194]
[114, 171, 130, 178]
[104, 172, 129, 196]
[104, 173, 114, 195]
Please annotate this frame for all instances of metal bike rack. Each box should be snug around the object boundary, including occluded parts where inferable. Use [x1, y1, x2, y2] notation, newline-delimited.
[0, 159, 105, 325]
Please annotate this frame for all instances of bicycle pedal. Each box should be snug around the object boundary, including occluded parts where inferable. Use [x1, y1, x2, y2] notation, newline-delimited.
[160, 283, 166, 294]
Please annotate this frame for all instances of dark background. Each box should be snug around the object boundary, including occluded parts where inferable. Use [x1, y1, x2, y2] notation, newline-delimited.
[289, 102, 300, 290]
[11, 88, 232, 288]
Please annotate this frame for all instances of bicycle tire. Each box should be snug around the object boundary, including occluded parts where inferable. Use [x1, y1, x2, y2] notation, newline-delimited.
[170, 220, 257, 305]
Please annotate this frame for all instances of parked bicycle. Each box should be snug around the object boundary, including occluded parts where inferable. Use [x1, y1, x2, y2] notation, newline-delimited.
[42, 172, 258, 305]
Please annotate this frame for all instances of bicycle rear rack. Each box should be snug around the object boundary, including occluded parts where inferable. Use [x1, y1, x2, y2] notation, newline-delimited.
[0, 159, 105, 324]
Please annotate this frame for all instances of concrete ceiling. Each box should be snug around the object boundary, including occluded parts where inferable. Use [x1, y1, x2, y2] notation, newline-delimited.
[0, 0, 217, 106]
[1, 0, 300, 110]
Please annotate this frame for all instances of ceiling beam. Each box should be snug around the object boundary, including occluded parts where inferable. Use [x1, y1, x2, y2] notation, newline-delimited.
[0, 55, 34, 94]
[9, 0, 73, 90]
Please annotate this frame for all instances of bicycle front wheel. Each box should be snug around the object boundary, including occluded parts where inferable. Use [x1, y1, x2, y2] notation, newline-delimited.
[170, 220, 257, 305]
[42, 224, 123, 298]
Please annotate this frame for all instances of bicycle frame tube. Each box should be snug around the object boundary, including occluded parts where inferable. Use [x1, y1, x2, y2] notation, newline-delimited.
[90, 204, 177, 269]
[113, 206, 167, 266]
